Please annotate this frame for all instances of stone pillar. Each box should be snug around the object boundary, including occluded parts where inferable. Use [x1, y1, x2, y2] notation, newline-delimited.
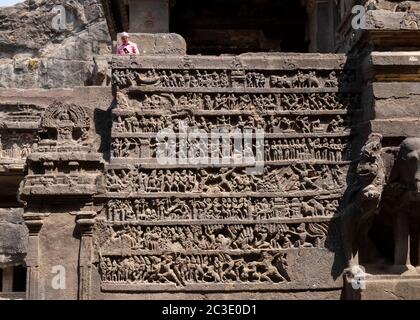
[128, 0, 170, 33]
[305, 0, 337, 52]
[2, 267, 14, 292]
[306, 0, 318, 52]
[122, 0, 186, 55]
[76, 211, 96, 300]
[19, 102, 105, 300]
[23, 213, 44, 300]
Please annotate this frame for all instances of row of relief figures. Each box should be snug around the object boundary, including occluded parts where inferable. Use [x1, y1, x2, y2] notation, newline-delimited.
[113, 68, 357, 89]
[97, 220, 339, 286]
[117, 92, 360, 112]
[98, 251, 293, 285]
[0, 132, 38, 160]
[112, 113, 351, 134]
[106, 164, 348, 194]
[111, 137, 351, 163]
[96, 222, 334, 254]
[103, 196, 340, 221]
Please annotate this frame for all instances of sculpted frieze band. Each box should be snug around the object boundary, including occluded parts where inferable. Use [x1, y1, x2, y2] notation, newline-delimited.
[103, 196, 341, 222]
[118, 92, 360, 112]
[112, 68, 356, 90]
[96, 222, 331, 253]
[0, 132, 38, 160]
[112, 113, 352, 135]
[106, 165, 347, 194]
[110, 136, 351, 163]
[0, 104, 43, 128]
[99, 251, 291, 286]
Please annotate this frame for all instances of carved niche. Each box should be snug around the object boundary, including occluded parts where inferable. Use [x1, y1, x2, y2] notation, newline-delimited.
[41, 102, 90, 143]
[19, 102, 104, 200]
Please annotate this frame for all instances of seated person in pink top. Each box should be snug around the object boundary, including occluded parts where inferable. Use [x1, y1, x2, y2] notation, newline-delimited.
[117, 32, 139, 55]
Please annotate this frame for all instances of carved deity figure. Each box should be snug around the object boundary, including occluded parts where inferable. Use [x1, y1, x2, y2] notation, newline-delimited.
[41, 102, 90, 143]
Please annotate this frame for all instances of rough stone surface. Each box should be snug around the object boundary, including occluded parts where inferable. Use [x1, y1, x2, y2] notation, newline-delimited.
[129, 33, 187, 55]
[128, 0, 170, 33]
[0, 208, 27, 267]
[0, 0, 111, 88]
[345, 274, 420, 300]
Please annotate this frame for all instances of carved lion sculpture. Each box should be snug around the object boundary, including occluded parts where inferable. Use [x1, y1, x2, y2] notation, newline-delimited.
[341, 133, 386, 272]
[387, 137, 420, 266]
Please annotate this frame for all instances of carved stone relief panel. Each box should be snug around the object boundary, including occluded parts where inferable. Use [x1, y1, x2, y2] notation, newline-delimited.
[102, 195, 341, 222]
[19, 102, 104, 200]
[96, 55, 359, 293]
[0, 104, 43, 160]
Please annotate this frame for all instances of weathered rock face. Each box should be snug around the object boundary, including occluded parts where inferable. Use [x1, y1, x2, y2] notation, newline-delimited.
[0, 0, 111, 88]
[0, 208, 27, 267]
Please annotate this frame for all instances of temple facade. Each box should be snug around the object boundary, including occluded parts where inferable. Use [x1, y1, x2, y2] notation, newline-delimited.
[1, 0, 420, 300]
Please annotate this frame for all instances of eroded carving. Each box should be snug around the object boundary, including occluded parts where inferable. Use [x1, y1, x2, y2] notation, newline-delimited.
[102, 58, 358, 293]
[387, 137, 420, 266]
[99, 252, 290, 285]
[106, 165, 347, 194]
[341, 133, 385, 270]
[41, 102, 90, 143]
[112, 68, 356, 90]
[125, 92, 359, 112]
[0, 132, 38, 160]
[104, 197, 340, 222]
[98, 222, 329, 253]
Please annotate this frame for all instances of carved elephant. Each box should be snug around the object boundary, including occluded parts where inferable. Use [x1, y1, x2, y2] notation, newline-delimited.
[390, 137, 420, 193]
[388, 137, 420, 266]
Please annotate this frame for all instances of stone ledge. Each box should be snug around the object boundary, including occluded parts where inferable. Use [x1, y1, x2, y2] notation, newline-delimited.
[372, 82, 420, 118]
[129, 33, 187, 55]
[373, 82, 420, 98]
[111, 53, 351, 70]
[0, 292, 25, 300]
[371, 51, 420, 66]
[371, 119, 420, 137]
[362, 52, 420, 81]
[345, 274, 420, 300]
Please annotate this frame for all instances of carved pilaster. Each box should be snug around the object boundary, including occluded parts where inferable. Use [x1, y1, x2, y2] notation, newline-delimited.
[76, 211, 96, 300]
[18, 101, 105, 300]
[23, 213, 44, 300]
[304, 0, 338, 52]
